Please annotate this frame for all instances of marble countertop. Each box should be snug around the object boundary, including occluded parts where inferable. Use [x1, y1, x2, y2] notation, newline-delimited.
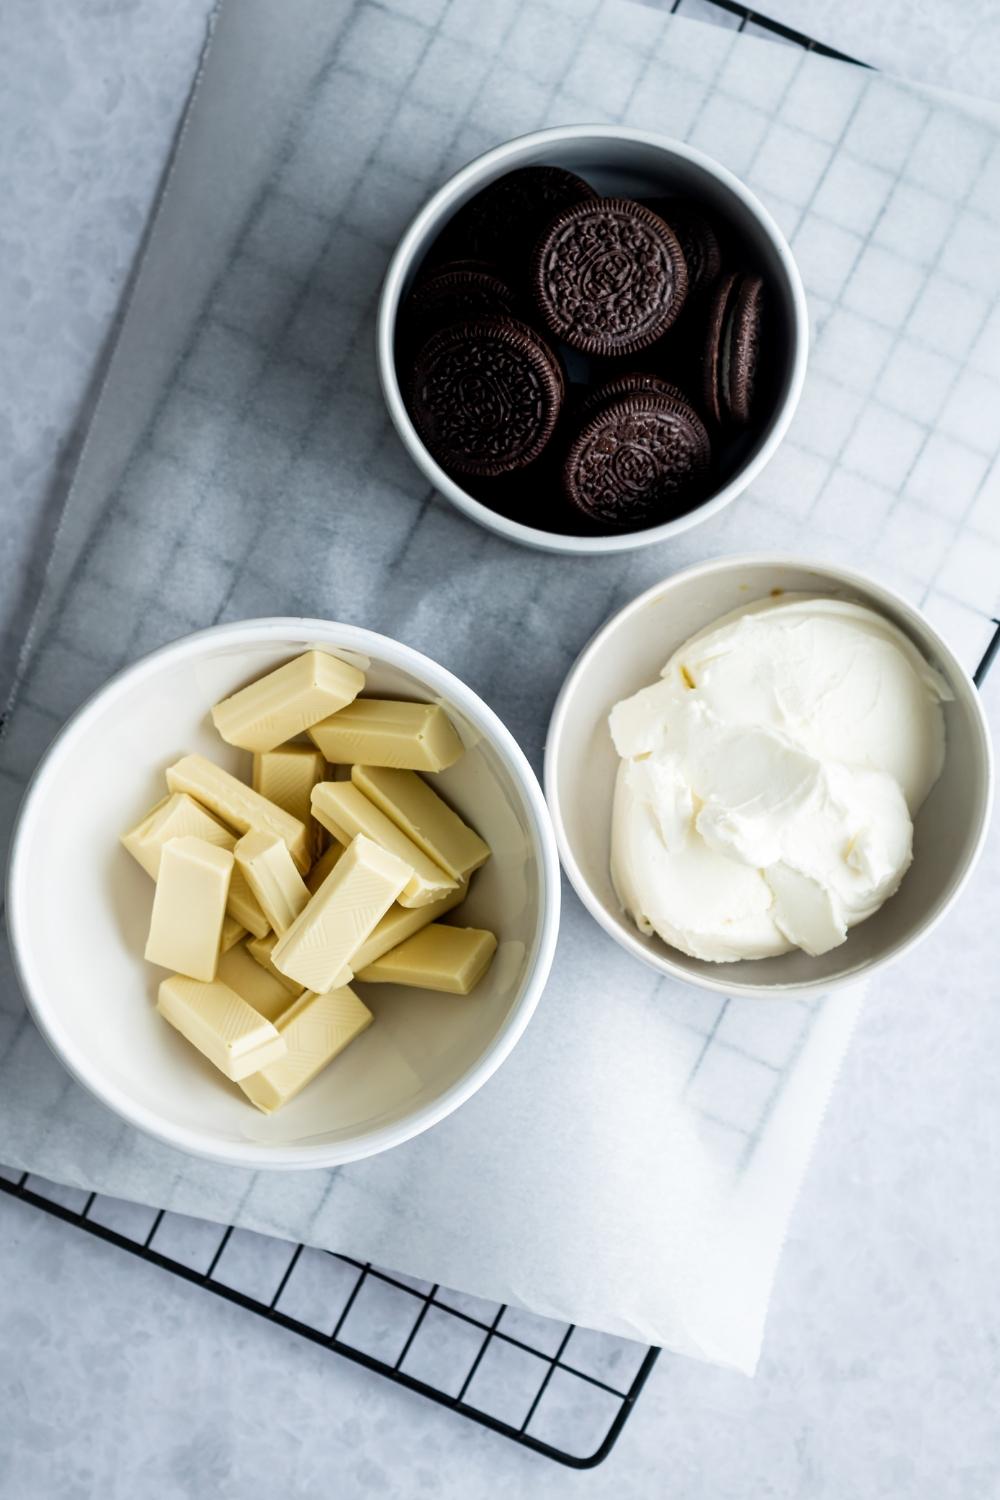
[2, 4, 999, 1497]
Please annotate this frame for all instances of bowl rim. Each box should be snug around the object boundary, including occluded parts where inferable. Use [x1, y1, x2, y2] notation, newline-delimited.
[6, 617, 562, 1169]
[376, 122, 809, 556]
[543, 554, 995, 997]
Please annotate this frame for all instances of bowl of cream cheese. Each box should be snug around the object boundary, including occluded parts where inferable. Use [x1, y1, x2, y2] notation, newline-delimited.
[545, 557, 993, 995]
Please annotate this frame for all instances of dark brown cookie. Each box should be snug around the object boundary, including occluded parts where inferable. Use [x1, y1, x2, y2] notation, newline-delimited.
[563, 393, 711, 528]
[400, 267, 516, 347]
[440, 166, 597, 279]
[703, 270, 764, 425]
[408, 315, 564, 477]
[577, 371, 691, 424]
[645, 199, 722, 299]
[532, 198, 688, 358]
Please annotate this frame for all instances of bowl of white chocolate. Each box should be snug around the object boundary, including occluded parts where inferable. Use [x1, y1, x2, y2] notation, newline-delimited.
[7, 620, 560, 1166]
[545, 556, 993, 996]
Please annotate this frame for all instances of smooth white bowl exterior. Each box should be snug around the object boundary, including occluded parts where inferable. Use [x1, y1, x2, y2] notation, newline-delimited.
[545, 557, 994, 996]
[7, 621, 560, 1168]
[377, 124, 808, 555]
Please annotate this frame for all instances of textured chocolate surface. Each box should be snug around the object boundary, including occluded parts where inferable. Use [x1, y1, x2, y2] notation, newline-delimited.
[563, 392, 710, 526]
[408, 315, 563, 477]
[532, 197, 688, 357]
[442, 165, 596, 278]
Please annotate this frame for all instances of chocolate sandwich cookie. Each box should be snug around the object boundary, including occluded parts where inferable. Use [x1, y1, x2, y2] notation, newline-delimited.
[532, 198, 688, 358]
[645, 199, 722, 299]
[563, 392, 710, 528]
[577, 371, 691, 424]
[401, 266, 517, 347]
[441, 166, 597, 280]
[408, 315, 564, 478]
[703, 270, 763, 425]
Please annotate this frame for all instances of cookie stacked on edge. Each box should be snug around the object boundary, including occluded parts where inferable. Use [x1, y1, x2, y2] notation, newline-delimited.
[399, 165, 766, 536]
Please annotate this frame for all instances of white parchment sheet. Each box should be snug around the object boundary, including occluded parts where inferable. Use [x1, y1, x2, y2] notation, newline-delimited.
[2, 0, 998, 1373]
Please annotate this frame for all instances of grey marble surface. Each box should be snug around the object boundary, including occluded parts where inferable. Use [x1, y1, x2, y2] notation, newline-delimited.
[1, 3, 999, 1498]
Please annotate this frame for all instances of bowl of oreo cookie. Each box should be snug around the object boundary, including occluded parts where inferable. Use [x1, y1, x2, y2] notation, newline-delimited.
[377, 124, 808, 555]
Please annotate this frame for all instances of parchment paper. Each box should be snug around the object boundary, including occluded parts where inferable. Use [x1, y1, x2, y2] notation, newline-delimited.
[2, 0, 998, 1373]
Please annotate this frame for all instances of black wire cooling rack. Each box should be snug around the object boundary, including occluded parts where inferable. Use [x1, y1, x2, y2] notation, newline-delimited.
[10, 0, 994, 1471]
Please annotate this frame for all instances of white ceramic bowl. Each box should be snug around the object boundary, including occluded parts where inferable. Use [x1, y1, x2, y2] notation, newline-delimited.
[545, 557, 994, 997]
[7, 620, 561, 1168]
[377, 124, 808, 556]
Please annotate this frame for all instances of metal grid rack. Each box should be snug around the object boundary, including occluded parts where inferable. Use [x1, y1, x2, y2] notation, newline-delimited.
[7, 0, 998, 1472]
[0, 1169, 659, 1468]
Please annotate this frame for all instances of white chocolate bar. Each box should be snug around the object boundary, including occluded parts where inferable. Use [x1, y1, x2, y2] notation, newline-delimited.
[122, 791, 232, 879]
[311, 782, 458, 908]
[157, 974, 286, 1081]
[351, 765, 489, 882]
[122, 789, 271, 938]
[216, 941, 299, 1023]
[309, 699, 463, 771]
[166, 753, 310, 873]
[211, 650, 365, 753]
[235, 831, 310, 936]
[356, 924, 497, 995]
[271, 834, 410, 993]
[238, 984, 373, 1114]
[349, 887, 466, 973]
[220, 915, 247, 953]
[144, 836, 233, 982]
[246, 934, 307, 996]
[305, 839, 344, 895]
[253, 744, 327, 859]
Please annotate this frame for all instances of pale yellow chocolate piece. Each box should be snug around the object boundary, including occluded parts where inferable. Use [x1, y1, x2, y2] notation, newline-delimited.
[211, 650, 365, 753]
[166, 753, 310, 873]
[220, 915, 247, 953]
[122, 792, 232, 879]
[351, 765, 489, 882]
[357, 924, 497, 995]
[309, 698, 463, 771]
[311, 782, 458, 909]
[144, 836, 233, 981]
[253, 745, 327, 859]
[238, 985, 373, 1114]
[122, 789, 270, 937]
[306, 840, 344, 895]
[157, 974, 286, 1081]
[246, 934, 306, 997]
[349, 887, 465, 973]
[271, 834, 410, 993]
[216, 941, 299, 1023]
[235, 831, 310, 936]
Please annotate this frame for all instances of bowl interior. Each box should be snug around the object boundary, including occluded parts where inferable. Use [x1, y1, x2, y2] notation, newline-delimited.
[385, 129, 803, 545]
[549, 561, 992, 994]
[11, 628, 547, 1158]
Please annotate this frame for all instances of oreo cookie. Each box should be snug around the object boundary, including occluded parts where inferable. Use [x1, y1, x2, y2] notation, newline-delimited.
[532, 198, 688, 357]
[577, 371, 691, 425]
[442, 166, 597, 281]
[703, 270, 763, 425]
[646, 199, 722, 299]
[563, 392, 711, 528]
[401, 266, 517, 348]
[408, 315, 564, 477]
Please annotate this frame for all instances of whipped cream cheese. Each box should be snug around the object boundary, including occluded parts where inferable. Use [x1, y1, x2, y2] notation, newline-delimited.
[609, 596, 952, 962]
